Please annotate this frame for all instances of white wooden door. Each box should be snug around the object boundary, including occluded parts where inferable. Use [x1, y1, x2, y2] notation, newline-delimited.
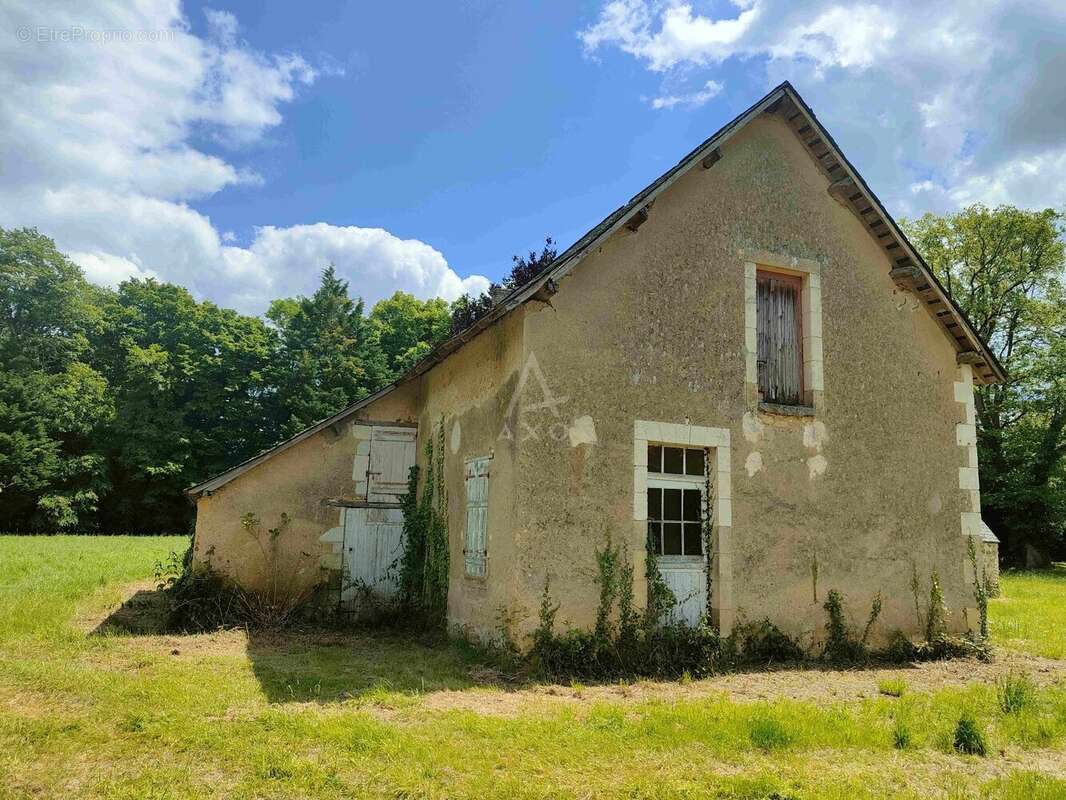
[647, 472, 707, 627]
[659, 559, 707, 627]
[342, 425, 417, 602]
[341, 507, 405, 600]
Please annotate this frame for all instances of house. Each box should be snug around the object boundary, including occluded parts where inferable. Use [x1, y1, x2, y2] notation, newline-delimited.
[186, 82, 1004, 648]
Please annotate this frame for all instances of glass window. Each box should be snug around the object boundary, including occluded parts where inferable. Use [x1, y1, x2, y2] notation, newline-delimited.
[648, 484, 704, 557]
[647, 444, 662, 473]
[662, 446, 684, 474]
[648, 487, 662, 520]
[662, 523, 683, 555]
[685, 448, 705, 476]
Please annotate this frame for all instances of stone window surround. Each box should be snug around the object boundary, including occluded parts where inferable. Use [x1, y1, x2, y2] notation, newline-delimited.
[741, 249, 824, 415]
[633, 420, 734, 635]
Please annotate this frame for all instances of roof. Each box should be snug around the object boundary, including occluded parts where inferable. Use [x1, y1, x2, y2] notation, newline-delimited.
[188, 81, 1005, 498]
[980, 521, 1000, 544]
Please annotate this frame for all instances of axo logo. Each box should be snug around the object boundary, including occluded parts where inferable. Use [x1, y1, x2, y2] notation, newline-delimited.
[500, 353, 596, 447]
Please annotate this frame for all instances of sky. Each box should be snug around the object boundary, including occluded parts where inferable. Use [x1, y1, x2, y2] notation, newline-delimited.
[2, 0, 1064, 315]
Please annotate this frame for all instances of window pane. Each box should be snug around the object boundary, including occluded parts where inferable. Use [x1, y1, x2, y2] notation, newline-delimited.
[683, 489, 701, 521]
[662, 446, 684, 474]
[663, 488, 682, 520]
[663, 523, 682, 555]
[683, 524, 703, 556]
[647, 488, 662, 520]
[685, 448, 705, 476]
[647, 522, 662, 555]
[647, 445, 662, 473]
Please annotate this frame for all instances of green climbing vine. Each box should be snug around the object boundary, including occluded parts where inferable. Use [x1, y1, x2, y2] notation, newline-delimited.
[397, 417, 450, 627]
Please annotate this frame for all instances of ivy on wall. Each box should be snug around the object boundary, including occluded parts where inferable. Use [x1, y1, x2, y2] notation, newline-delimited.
[397, 418, 449, 627]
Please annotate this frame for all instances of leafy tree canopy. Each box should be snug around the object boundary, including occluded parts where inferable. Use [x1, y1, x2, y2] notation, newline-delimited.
[903, 205, 1066, 562]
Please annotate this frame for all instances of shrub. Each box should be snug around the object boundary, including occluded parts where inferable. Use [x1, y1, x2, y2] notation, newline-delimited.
[527, 535, 724, 681]
[998, 672, 1035, 714]
[156, 534, 319, 632]
[732, 619, 805, 666]
[878, 678, 906, 697]
[953, 712, 988, 756]
[879, 630, 919, 663]
[749, 715, 792, 750]
[821, 589, 880, 666]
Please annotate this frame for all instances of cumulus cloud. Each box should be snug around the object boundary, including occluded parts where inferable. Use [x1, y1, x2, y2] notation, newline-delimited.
[580, 0, 1066, 213]
[0, 1, 486, 313]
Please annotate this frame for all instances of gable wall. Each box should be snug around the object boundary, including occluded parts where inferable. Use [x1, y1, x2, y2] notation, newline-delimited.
[506, 112, 973, 647]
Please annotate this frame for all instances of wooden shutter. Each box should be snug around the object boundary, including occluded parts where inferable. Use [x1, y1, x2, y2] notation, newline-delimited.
[464, 457, 490, 577]
[756, 272, 803, 405]
[367, 426, 417, 503]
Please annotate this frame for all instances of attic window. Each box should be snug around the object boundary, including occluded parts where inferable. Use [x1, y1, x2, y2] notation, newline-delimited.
[756, 270, 803, 405]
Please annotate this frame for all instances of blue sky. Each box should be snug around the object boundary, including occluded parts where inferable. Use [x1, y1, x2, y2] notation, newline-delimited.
[3, 1, 1065, 313]
[184, 1, 775, 283]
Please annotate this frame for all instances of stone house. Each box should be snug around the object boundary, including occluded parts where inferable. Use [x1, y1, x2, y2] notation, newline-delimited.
[187, 83, 1004, 648]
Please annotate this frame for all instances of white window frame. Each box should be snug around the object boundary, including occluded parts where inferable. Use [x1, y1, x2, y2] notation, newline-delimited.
[646, 444, 707, 563]
[463, 456, 490, 577]
[633, 421, 733, 634]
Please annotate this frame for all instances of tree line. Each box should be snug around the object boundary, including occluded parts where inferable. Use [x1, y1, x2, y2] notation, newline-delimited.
[0, 227, 555, 534]
[2, 209, 1064, 564]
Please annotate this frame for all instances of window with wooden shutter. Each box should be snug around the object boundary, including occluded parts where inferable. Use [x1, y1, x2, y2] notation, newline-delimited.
[756, 271, 803, 405]
[463, 456, 490, 577]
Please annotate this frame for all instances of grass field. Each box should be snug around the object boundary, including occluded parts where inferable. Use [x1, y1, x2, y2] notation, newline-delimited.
[0, 536, 1064, 799]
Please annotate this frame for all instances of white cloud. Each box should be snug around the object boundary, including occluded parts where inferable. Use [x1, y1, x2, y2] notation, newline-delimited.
[651, 79, 723, 109]
[220, 224, 492, 312]
[580, 0, 1066, 213]
[0, 1, 486, 313]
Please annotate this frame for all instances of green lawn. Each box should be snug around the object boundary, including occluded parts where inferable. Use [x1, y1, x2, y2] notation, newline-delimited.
[991, 565, 1066, 659]
[0, 535, 1064, 799]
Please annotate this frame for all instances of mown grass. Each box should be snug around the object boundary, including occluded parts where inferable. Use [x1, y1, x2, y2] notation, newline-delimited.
[0, 535, 1064, 799]
[991, 565, 1066, 659]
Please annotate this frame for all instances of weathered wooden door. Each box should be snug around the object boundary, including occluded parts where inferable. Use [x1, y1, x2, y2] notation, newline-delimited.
[756, 271, 803, 405]
[341, 425, 417, 602]
[366, 426, 417, 502]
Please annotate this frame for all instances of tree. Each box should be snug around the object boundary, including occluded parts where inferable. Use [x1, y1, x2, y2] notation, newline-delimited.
[268, 266, 387, 435]
[90, 278, 279, 532]
[369, 291, 451, 378]
[450, 236, 557, 334]
[902, 205, 1066, 563]
[0, 228, 112, 530]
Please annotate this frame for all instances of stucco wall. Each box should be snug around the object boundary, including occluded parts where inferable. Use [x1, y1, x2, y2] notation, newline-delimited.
[413, 310, 527, 641]
[191, 381, 419, 597]
[192, 110, 983, 650]
[508, 112, 976, 648]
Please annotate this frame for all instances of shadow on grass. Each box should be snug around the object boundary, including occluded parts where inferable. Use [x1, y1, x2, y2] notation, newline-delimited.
[90, 584, 485, 704]
[91, 586, 995, 707]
